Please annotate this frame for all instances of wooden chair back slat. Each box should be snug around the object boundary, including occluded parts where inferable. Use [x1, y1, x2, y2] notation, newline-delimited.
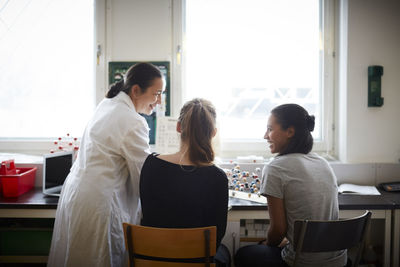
[134, 259, 216, 267]
[123, 223, 217, 267]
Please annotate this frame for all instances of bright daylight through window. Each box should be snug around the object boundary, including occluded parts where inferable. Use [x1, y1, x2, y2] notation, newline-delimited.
[184, 0, 324, 143]
[0, 0, 94, 139]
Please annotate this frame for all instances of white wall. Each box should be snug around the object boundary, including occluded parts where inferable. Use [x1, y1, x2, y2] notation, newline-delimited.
[338, 0, 400, 163]
[95, 0, 173, 101]
[107, 0, 172, 61]
[98, 0, 400, 163]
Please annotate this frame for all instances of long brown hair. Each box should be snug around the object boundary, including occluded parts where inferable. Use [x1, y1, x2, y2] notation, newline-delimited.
[178, 98, 216, 166]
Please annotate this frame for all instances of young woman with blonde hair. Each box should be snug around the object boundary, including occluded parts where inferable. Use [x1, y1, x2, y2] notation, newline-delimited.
[140, 98, 230, 266]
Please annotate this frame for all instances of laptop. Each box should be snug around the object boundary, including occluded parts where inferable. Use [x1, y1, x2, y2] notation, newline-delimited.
[42, 151, 73, 197]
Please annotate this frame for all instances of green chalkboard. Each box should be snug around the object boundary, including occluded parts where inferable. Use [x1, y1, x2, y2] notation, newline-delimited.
[108, 61, 171, 145]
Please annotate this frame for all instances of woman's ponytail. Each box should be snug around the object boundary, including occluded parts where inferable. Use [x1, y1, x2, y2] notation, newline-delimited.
[179, 98, 216, 166]
[106, 79, 125, 98]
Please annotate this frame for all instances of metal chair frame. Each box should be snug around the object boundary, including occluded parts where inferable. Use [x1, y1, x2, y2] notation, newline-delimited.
[293, 210, 372, 267]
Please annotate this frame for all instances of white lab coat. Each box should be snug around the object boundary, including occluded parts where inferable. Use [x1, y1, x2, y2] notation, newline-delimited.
[47, 92, 151, 267]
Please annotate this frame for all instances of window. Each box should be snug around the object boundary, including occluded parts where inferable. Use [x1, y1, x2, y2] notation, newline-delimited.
[180, 0, 334, 156]
[0, 0, 94, 140]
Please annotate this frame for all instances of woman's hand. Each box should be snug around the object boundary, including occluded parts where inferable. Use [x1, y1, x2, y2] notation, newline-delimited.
[278, 237, 289, 247]
[258, 237, 288, 247]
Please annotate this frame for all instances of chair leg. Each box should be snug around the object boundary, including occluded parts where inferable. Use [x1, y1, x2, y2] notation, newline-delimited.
[204, 229, 210, 267]
[293, 221, 308, 267]
[126, 225, 135, 267]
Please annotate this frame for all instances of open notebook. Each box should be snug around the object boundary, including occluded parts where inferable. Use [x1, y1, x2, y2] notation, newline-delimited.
[338, 183, 381, 195]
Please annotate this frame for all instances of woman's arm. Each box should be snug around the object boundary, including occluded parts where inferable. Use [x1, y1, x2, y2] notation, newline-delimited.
[266, 195, 287, 246]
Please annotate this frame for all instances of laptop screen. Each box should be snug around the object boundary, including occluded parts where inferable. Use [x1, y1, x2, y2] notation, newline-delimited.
[43, 151, 73, 196]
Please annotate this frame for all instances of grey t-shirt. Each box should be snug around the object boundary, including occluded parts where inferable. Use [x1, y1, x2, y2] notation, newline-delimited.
[261, 153, 347, 267]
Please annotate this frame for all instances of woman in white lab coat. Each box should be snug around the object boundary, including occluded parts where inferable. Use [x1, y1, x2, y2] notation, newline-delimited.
[47, 62, 165, 267]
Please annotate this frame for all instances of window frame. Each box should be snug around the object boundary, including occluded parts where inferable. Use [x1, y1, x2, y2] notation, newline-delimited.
[0, 0, 335, 158]
[0, 0, 101, 155]
[172, 0, 335, 158]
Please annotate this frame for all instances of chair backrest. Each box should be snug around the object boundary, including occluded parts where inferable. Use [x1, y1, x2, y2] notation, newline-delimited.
[293, 210, 371, 267]
[123, 223, 217, 267]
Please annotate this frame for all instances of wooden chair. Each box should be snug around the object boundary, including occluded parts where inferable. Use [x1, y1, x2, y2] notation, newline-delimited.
[122, 223, 217, 267]
[293, 210, 371, 267]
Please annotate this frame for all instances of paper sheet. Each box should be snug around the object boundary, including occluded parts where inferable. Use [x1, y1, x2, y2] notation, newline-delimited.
[155, 117, 180, 154]
[229, 190, 267, 203]
[338, 183, 381, 195]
